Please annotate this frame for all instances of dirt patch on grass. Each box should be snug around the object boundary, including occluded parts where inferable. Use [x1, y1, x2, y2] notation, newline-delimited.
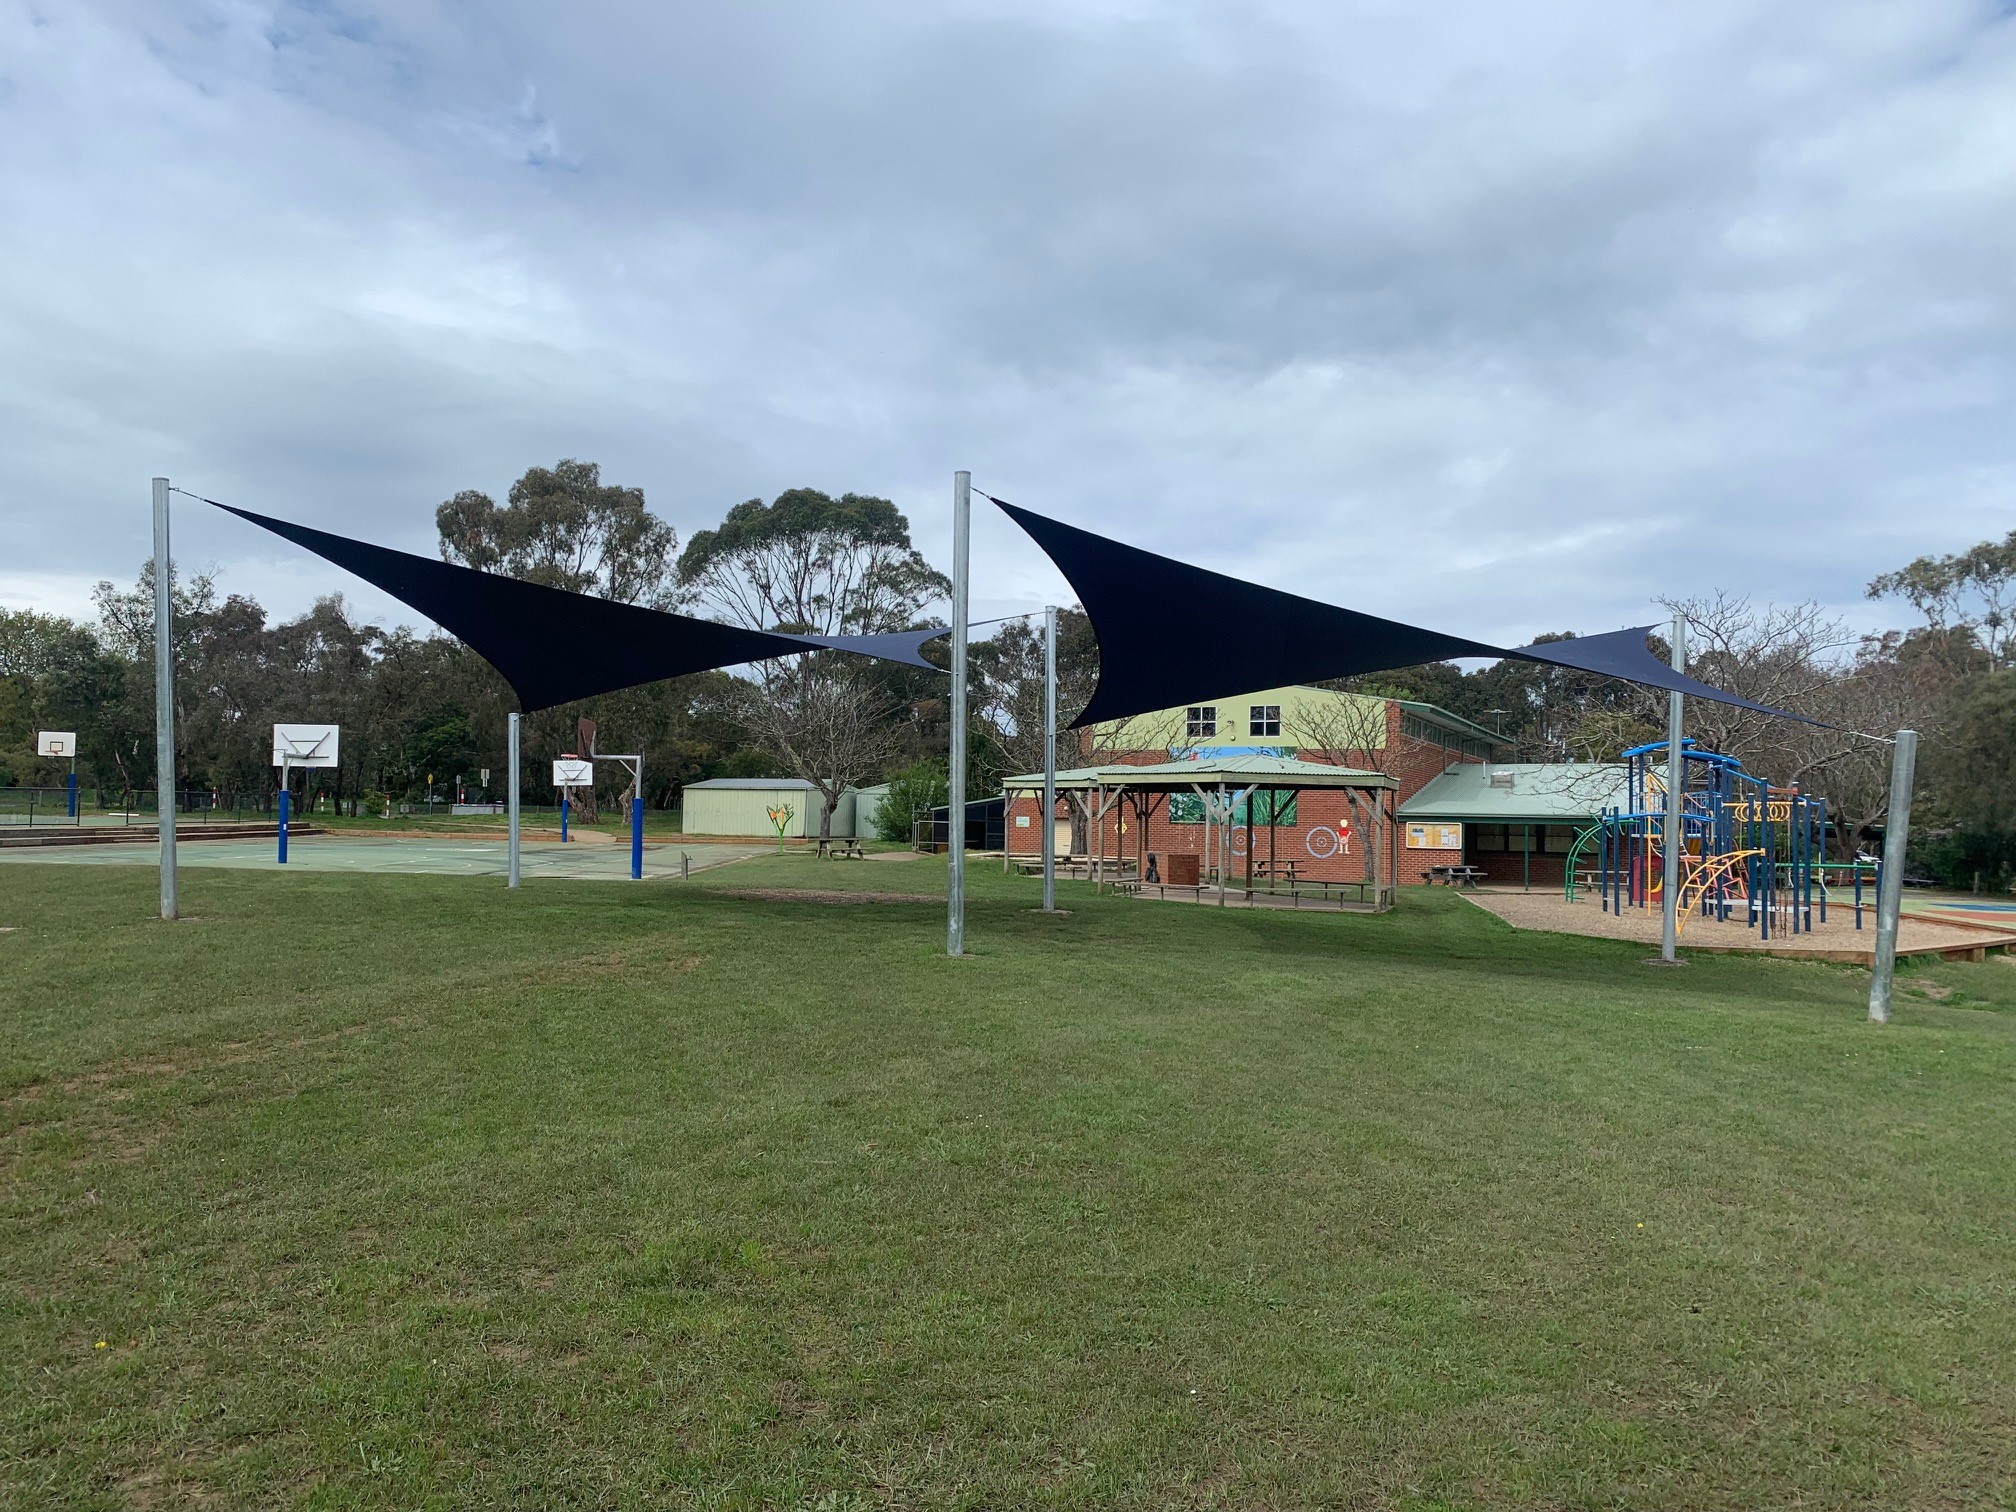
[717, 888, 939, 906]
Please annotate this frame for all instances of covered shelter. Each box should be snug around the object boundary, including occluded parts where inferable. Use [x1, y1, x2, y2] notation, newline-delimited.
[1397, 763, 1630, 889]
[1003, 754, 1398, 907]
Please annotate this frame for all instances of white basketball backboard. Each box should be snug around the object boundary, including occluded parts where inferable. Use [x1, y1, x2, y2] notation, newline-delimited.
[553, 757, 594, 787]
[36, 731, 77, 758]
[273, 723, 341, 768]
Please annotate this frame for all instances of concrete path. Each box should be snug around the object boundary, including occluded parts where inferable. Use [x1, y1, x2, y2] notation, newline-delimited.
[0, 835, 766, 882]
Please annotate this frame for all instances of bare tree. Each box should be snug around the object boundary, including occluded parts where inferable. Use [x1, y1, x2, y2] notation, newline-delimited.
[972, 609, 1097, 778]
[740, 657, 907, 843]
[1284, 691, 1401, 891]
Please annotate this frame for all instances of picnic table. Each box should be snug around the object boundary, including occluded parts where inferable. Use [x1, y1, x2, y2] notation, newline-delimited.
[818, 837, 865, 859]
[1252, 859, 1300, 883]
[1424, 865, 1488, 889]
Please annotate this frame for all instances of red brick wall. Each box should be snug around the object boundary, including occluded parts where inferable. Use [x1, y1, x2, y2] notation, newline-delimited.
[1006, 786, 1399, 885]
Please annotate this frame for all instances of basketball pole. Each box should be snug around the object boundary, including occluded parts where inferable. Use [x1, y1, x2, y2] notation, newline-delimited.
[1868, 729, 1919, 1024]
[277, 754, 290, 864]
[947, 469, 970, 957]
[630, 753, 644, 881]
[1041, 602, 1058, 912]
[507, 712, 522, 888]
[1659, 615, 1685, 964]
[152, 477, 178, 921]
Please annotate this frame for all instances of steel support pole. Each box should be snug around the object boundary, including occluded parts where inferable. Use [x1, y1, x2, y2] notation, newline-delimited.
[1041, 603, 1058, 911]
[1868, 729, 1919, 1024]
[152, 478, 178, 920]
[507, 712, 522, 889]
[1659, 616, 1685, 962]
[947, 471, 970, 955]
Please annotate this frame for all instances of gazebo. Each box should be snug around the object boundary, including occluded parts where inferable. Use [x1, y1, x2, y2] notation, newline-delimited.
[1002, 754, 1399, 909]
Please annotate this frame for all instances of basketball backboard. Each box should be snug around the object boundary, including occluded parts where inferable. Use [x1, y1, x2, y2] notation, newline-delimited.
[36, 731, 77, 758]
[553, 757, 594, 787]
[273, 724, 341, 768]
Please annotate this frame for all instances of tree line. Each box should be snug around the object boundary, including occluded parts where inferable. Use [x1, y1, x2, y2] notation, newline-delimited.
[2, 461, 2010, 876]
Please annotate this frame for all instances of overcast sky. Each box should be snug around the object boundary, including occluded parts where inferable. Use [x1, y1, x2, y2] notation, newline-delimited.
[2, 0, 2011, 646]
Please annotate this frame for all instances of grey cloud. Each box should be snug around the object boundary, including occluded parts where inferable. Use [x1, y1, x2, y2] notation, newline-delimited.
[1, 0, 2010, 652]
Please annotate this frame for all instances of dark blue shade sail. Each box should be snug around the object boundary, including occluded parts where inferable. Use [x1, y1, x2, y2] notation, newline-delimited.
[990, 498, 1810, 728]
[213, 503, 946, 712]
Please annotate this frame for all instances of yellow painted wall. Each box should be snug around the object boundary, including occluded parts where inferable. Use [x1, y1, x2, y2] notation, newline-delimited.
[1090, 685, 1389, 754]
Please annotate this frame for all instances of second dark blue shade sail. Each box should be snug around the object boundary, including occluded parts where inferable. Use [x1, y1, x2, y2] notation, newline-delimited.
[991, 498, 1812, 729]
[213, 503, 948, 712]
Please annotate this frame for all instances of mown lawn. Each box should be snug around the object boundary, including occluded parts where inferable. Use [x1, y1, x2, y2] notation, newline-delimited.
[2, 855, 2013, 1509]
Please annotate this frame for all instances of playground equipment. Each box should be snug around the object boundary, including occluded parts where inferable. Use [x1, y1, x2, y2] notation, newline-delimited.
[1572, 740, 1874, 940]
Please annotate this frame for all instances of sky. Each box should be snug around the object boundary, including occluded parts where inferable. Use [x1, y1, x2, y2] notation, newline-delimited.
[2, 0, 2011, 646]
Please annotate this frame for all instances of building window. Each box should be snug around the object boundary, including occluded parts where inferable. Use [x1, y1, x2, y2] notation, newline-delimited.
[1249, 705, 1281, 738]
[1185, 706, 1217, 739]
[1467, 824, 1582, 854]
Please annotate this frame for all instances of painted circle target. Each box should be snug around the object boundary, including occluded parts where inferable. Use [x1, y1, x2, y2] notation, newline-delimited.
[1230, 825, 1251, 855]
[1305, 826, 1341, 859]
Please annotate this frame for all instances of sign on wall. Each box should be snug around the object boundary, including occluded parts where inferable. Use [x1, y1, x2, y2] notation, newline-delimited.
[1405, 822, 1463, 849]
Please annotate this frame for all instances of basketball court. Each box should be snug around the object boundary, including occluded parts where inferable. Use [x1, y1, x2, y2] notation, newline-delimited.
[0, 834, 767, 881]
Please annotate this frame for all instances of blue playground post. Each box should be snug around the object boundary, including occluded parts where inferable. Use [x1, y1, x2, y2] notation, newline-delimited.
[66, 766, 77, 819]
[560, 795, 570, 842]
[630, 797, 644, 880]
[277, 785, 290, 864]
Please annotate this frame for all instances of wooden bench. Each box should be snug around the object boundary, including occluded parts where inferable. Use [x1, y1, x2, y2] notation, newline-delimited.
[818, 837, 865, 859]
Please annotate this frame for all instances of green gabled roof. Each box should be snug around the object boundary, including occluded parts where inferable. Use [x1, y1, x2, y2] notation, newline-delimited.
[1397, 763, 1629, 822]
[1002, 755, 1394, 791]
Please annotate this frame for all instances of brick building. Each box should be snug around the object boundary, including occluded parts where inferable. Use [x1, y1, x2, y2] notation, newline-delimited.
[1000, 686, 1627, 889]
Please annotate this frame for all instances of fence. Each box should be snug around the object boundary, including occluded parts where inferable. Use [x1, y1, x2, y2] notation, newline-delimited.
[0, 788, 280, 827]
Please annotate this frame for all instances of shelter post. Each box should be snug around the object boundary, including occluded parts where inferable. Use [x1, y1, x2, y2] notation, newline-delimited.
[1868, 729, 1918, 1024]
[1042, 604, 1058, 911]
[947, 471, 970, 955]
[152, 477, 177, 920]
[507, 712, 522, 889]
[1659, 616, 1685, 962]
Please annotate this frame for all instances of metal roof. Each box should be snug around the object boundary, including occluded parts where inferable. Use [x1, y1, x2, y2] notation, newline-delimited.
[1397, 762, 1628, 822]
[683, 777, 828, 791]
[1395, 701, 1508, 748]
[1002, 755, 1395, 792]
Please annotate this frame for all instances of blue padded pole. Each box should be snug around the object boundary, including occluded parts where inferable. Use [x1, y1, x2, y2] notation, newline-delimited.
[630, 797, 643, 880]
[561, 795, 569, 843]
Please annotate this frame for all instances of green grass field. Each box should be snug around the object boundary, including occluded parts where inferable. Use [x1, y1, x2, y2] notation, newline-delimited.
[4, 856, 2014, 1509]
